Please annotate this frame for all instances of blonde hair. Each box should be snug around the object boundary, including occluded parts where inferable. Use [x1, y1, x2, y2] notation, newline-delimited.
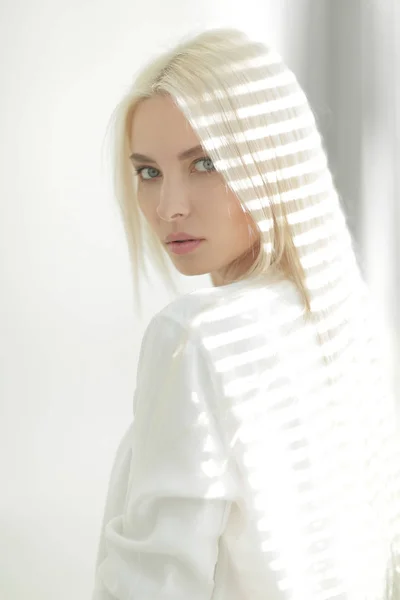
[105, 27, 367, 365]
[102, 31, 400, 585]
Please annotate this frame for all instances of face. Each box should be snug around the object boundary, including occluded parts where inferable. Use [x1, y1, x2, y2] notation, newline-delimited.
[129, 94, 260, 286]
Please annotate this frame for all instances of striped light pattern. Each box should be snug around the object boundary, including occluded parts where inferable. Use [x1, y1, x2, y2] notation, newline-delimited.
[180, 269, 400, 600]
[151, 29, 400, 600]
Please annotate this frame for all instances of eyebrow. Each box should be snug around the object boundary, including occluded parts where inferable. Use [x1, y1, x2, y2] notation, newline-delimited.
[129, 144, 206, 164]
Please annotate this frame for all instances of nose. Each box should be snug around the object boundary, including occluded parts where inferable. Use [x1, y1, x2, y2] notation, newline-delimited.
[156, 179, 190, 222]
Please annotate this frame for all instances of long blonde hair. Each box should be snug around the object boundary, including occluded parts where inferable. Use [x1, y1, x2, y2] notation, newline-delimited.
[105, 27, 367, 364]
[102, 30, 400, 589]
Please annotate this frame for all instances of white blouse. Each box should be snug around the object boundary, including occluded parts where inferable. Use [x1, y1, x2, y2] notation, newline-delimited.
[91, 272, 400, 600]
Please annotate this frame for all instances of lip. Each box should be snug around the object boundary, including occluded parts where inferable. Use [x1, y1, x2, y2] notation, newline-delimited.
[165, 232, 203, 243]
[167, 239, 204, 255]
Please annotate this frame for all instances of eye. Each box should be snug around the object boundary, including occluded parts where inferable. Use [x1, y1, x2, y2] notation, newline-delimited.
[133, 156, 216, 182]
[193, 157, 216, 173]
[134, 166, 160, 181]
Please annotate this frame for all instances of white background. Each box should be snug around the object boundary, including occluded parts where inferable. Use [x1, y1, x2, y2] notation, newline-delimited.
[2, 1, 398, 598]
[0, 1, 300, 598]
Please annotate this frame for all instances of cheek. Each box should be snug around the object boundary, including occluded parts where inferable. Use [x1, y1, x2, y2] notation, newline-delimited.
[137, 194, 157, 224]
[204, 183, 240, 215]
[224, 196, 259, 242]
[199, 188, 244, 227]
[224, 194, 248, 224]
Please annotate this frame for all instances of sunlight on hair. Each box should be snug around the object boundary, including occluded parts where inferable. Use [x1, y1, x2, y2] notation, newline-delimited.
[212, 131, 321, 169]
[245, 172, 333, 209]
[227, 154, 327, 189]
[107, 26, 400, 600]
[187, 264, 399, 597]
[196, 112, 315, 150]
[194, 91, 307, 126]
[218, 49, 283, 73]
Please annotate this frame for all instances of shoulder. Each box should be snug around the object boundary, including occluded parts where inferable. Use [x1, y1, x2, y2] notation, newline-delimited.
[139, 286, 224, 353]
[135, 287, 231, 394]
[136, 291, 217, 384]
[133, 292, 224, 419]
[153, 286, 222, 329]
[151, 271, 302, 332]
[139, 272, 303, 372]
[140, 293, 207, 347]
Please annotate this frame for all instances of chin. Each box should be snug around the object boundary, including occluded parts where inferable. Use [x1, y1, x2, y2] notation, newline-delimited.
[172, 261, 210, 277]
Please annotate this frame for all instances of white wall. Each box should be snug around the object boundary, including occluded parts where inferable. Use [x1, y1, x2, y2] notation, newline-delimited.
[0, 1, 289, 598]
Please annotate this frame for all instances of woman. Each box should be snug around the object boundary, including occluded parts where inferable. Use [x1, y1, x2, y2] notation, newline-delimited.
[92, 28, 400, 600]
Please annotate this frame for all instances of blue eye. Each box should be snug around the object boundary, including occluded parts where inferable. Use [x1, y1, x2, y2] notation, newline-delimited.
[194, 157, 216, 172]
[134, 166, 160, 181]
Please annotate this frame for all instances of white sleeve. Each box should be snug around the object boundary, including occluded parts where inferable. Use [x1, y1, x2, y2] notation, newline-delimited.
[94, 314, 238, 600]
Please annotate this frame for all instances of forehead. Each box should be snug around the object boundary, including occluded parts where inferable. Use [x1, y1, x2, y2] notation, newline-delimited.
[129, 94, 200, 155]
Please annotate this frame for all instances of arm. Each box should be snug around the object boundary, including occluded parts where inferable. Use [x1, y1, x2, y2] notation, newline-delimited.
[95, 315, 238, 600]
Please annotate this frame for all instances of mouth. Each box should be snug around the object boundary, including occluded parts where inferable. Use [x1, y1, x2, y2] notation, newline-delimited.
[167, 239, 204, 255]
